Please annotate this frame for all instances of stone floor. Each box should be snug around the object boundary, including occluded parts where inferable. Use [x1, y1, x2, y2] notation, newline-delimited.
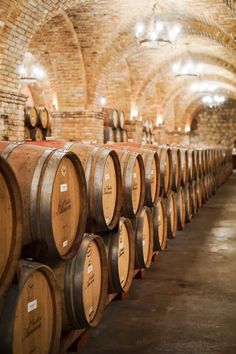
[78, 174, 236, 354]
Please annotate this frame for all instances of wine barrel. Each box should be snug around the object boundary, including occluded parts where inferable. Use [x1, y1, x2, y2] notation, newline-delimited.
[171, 147, 181, 192]
[195, 179, 203, 210]
[152, 198, 167, 251]
[133, 206, 154, 269]
[103, 218, 135, 293]
[166, 191, 177, 238]
[54, 234, 107, 330]
[0, 157, 22, 298]
[26, 141, 122, 232]
[180, 148, 188, 185]
[103, 108, 119, 128]
[114, 128, 122, 143]
[192, 149, 199, 180]
[190, 181, 197, 215]
[176, 187, 186, 230]
[118, 111, 125, 129]
[198, 149, 204, 178]
[24, 126, 31, 140]
[104, 127, 115, 143]
[158, 146, 173, 196]
[200, 178, 207, 205]
[38, 107, 49, 130]
[0, 260, 61, 354]
[120, 129, 128, 142]
[184, 183, 192, 222]
[0, 142, 87, 261]
[187, 149, 194, 182]
[30, 127, 45, 141]
[24, 106, 39, 128]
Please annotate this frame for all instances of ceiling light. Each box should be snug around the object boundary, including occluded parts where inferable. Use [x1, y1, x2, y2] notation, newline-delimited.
[17, 52, 46, 84]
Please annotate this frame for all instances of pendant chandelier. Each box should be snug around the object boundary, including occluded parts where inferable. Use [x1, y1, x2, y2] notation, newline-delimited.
[17, 52, 46, 85]
[135, 2, 182, 48]
[172, 58, 205, 77]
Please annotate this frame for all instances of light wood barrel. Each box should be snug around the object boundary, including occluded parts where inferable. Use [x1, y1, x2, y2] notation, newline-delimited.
[118, 111, 125, 129]
[121, 129, 128, 142]
[166, 191, 177, 238]
[24, 126, 31, 140]
[104, 127, 115, 143]
[192, 149, 199, 180]
[0, 260, 61, 354]
[24, 106, 39, 128]
[184, 183, 192, 222]
[158, 146, 173, 196]
[103, 108, 119, 128]
[187, 149, 194, 182]
[176, 187, 186, 230]
[152, 198, 167, 251]
[103, 218, 135, 293]
[200, 178, 207, 205]
[171, 147, 181, 192]
[180, 148, 188, 185]
[0, 142, 87, 261]
[198, 149, 204, 178]
[38, 107, 49, 129]
[0, 156, 22, 298]
[114, 128, 122, 143]
[30, 127, 45, 141]
[195, 179, 203, 210]
[133, 206, 154, 269]
[190, 181, 197, 215]
[54, 234, 108, 330]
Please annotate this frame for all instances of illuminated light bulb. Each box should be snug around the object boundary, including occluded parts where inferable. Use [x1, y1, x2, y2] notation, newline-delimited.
[155, 21, 164, 32]
[172, 62, 180, 74]
[135, 22, 145, 37]
[148, 31, 158, 41]
[185, 125, 190, 133]
[156, 115, 163, 126]
[18, 65, 26, 76]
[196, 62, 204, 73]
[100, 97, 107, 106]
[168, 23, 182, 41]
[131, 107, 138, 118]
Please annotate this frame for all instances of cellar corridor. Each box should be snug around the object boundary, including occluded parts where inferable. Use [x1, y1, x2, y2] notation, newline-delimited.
[80, 174, 236, 354]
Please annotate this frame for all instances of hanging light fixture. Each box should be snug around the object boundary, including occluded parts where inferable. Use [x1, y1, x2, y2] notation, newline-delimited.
[172, 58, 205, 77]
[202, 94, 226, 107]
[17, 52, 46, 84]
[135, 2, 182, 48]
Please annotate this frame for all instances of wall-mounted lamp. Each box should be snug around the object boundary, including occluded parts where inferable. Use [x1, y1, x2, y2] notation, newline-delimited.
[130, 107, 139, 120]
[156, 115, 164, 126]
[99, 96, 107, 106]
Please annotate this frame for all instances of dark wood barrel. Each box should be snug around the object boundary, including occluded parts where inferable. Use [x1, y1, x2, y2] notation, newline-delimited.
[103, 108, 119, 128]
[133, 206, 154, 269]
[184, 183, 192, 222]
[200, 178, 207, 205]
[180, 148, 188, 185]
[187, 149, 194, 182]
[118, 111, 125, 129]
[24, 126, 31, 140]
[176, 187, 186, 230]
[195, 178, 203, 210]
[30, 127, 45, 141]
[0, 156, 22, 298]
[152, 198, 167, 251]
[0, 260, 61, 354]
[166, 191, 177, 238]
[114, 128, 122, 143]
[103, 217, 135, 293]
[171, 147, 181, 192]
[24, 106, 39, 128]
[120, 129, 128, 142]
[26, 141, 122, 232]
[192, 149, 199, 180]
[0, 142, 87, 261]
[190, 181, 197, 215]
[38, 107, 49, 130]
[203, 175, 210, 201]
[104, 127, 115, 143]
[54, 234, 107, 330]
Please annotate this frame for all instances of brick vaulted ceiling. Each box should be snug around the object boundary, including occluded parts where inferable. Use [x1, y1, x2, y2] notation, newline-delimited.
[0, 0, 236, 130]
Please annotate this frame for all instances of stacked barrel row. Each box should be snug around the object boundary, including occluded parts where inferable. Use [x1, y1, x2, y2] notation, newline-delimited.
[0, 140, 232, 354]
[103, 108, 128, 143]
[24, 106, 51, 141]
[142, 119, 154, 144]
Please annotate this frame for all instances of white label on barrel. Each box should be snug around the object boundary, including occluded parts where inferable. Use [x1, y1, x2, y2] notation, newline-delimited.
[27, 300, 37, 313]
[133, 172, 137, 178]
[142, 240, 146, 246]
[89, 305, 94, 316]
[88, 265, 93, 274]
[119, 242, 124, 250]
[60, 183, 68, 192]
[105, 173, 110, 180]
[63, 240, 68, 247]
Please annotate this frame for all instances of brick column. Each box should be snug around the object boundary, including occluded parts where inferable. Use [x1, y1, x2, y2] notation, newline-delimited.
[0, 90, 27, 141]
[124, 120, 143, 142]
[51, 110, 104, 143]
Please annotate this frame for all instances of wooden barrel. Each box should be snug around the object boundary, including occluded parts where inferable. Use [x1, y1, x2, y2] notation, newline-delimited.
[180, 148, 188, 185]
[203, 175, 210, 201]
[133, 206, 154, 269]
[198, 149, 204, 178]
[0, 157, 22, 298]
[24, 106, 39, 128]
[118, 111, 125, 129]
[121, 129, 128, 142]
[54, 234, 107, 330]
[190, 181, 197, 215]
[200, 178, 207, 205]
[195, 179, 203, 210]
[114, 128, 122, 143]
[152, 198, 167, 251]
[166, 191, 177, 238]
[24, 126, 31, 140]
[26, 141, 122, 232]
[192, 149, 199, 180]
[103, 108, 119, 128]
[187, 149, 194, 182]
[0, 260, 61, 354]
[171, 147, 181, 192]
[38, 107, 49, 130]
[184, 183, 192, 222]
[176, 187, 186, 230]
[30, 127, 45, 141]
[0, 142, 87, 261]
[104, 127, 115, 143]
[103, 218, 135, 293]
